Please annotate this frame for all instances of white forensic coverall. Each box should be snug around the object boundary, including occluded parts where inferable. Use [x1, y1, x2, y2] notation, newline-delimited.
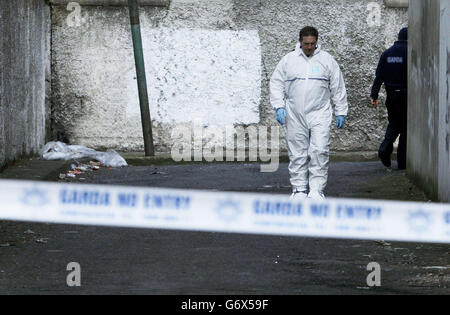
[270, 44, 348, 193]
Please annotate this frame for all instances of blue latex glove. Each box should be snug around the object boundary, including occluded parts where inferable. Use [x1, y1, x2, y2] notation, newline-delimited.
[276, 108, 286, 125]
[336, 115, 346, 129]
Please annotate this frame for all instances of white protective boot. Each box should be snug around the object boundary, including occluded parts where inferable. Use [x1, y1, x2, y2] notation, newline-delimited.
[308, 190, 325, 201]
[290, 190, 308, 201]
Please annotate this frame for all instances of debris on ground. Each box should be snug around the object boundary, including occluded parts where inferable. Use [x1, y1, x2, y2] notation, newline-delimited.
[151, 170, 167, 175]
[375, 240, 392, 247]
[39, 141, 127, 167]
[35, 238, 48, 244]
[58, 161, 107, 180]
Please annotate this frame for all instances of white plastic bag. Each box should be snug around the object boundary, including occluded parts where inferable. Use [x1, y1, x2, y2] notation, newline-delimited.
[39, 141, 70, 160]
[40, 141, 128, 167]
[94, 149, 128, 168]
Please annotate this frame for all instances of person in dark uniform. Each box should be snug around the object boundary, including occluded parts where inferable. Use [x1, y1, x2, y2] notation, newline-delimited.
[371, 27, 408, 170]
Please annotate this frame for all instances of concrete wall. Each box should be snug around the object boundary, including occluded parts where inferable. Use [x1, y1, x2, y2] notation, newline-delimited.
[49, 0, 171, 6]
[438, 0, 450, 202]
[0, 0, 51, 170]
[408, 0, 450, 202]
[50, 0, 407, 152]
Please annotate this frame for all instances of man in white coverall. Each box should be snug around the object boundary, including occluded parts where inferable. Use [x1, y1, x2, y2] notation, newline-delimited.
[270, 26, 348, 201]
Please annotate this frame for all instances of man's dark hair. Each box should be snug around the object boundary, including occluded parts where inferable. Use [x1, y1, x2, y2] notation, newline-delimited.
[299, 26, 319, 41]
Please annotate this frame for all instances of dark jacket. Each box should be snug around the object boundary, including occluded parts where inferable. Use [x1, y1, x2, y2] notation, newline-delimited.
[371, 41, 407, 100]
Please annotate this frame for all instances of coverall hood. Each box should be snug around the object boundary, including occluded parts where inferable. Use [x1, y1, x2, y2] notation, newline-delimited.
[295, 42, 322, 58]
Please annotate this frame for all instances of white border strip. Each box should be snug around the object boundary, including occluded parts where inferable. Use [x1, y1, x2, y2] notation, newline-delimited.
[0, 179, 449, 243]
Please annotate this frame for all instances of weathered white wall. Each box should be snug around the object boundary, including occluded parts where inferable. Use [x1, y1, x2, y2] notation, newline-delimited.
[408, 0, 450, 202]
[52, 0, 260, 150]
[124, 28, 261, 126]
[0, 0, 50, 169]
[51, 0, 408, 153]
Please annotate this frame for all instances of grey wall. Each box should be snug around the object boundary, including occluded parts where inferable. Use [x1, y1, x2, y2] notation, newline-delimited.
[49, 0, 171, 5]
[50, 0, 407, 153]
[438, 0, 450, 203]
[0, 0, 51, 170]
[408, 0, 450, 202]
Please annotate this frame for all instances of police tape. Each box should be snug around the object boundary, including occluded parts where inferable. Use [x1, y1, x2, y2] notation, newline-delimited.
[0, 179, 449, 243]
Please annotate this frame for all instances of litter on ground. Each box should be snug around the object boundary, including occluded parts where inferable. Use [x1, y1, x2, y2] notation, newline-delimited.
[59, 161, 109, 180]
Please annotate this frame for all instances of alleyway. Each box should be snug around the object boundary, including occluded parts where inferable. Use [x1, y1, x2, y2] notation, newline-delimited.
[1, 160, 448, 294]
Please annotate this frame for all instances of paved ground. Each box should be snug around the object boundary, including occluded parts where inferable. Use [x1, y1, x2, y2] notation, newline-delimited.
[0, 156, 449, 295]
